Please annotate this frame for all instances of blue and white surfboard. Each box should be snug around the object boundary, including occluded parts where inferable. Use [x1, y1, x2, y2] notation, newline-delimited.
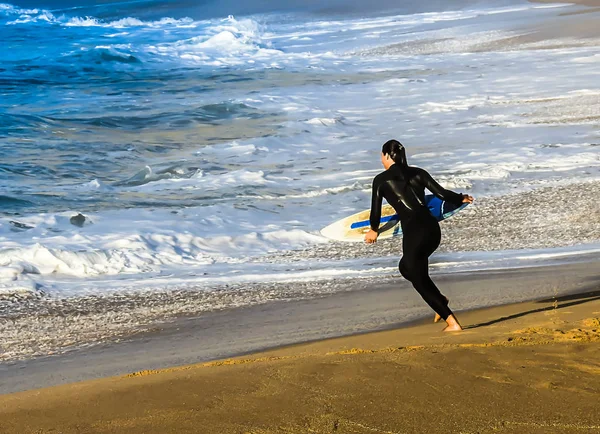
[320, 195, 468, 242]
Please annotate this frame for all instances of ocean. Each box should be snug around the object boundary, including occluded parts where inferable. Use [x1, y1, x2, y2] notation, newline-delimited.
[1, 0, 599, 361]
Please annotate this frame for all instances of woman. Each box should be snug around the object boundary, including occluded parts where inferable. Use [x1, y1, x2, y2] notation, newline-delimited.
[365, 139, 473, 332]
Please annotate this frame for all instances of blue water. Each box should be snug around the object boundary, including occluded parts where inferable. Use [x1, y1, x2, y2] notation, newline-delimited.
[2, 2, 281, 214]
[3, 0, 536, 216]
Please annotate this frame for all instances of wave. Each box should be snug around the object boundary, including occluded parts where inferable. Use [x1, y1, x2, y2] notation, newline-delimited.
[0, 244, 155, 281]
[0, 162, 57, 178]
[47, 45, 143, 69]
[1, 3, 194, 28]
[155, 16, 282, 66]
[5, 0, 491, 26]
[76, 46, 142, 64]
[113, 165, 201, 187]
[114, 166, 271, 190]
[305, 116, 346, 126]
[0, 225, 324, 286]
[254, 183, 365, 201]
[0, 113, 54, 129]
[0, 195, 33, 207]
[3, 6, 283, 71]
[44, 101, 265, 130]
[64, 16, 195, 28]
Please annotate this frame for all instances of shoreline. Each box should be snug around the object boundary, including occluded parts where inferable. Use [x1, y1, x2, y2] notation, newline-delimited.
[1, 259, 599, 396]
[1, 275, 600, 432]
[531, 0, 600, 6]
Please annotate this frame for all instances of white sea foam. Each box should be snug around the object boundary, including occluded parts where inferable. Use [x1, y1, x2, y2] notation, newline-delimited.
[418, 96, 506, 114]
[67, 16, 194, 28]
[126, 168, 272, 191]
[255, 183, 364, 200]
[305, 117, 345, 126]
[5, 10, 56, 24]
[1, 3, 196, 28]
[75, 179, 109, 191]
[125, 16, 289, 67]
[0, 203, 331, 296]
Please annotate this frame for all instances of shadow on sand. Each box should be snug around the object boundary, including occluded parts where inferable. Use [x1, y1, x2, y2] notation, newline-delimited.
[465, 286, 600, 330]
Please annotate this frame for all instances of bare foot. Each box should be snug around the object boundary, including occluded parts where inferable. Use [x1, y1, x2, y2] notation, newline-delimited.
[442, 314, 463, 332]
[443, 323, 463, 332]
[433, 296, 450, 323]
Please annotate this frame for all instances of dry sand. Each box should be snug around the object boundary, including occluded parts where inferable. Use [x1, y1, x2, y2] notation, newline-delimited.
[2, 286, 600, 433]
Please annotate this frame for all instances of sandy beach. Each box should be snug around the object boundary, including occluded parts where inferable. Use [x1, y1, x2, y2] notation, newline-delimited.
[1, 260, 600, 433]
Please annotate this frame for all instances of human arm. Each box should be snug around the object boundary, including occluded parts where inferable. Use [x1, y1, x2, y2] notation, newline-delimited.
[415, 168, 472, 205]
[365, 176, 383, 244]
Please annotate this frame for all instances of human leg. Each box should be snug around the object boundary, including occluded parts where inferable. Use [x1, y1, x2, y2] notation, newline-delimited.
[399, 254, 453, 321]
[433, 295, 449, 323]
[400, 217, 461, 329]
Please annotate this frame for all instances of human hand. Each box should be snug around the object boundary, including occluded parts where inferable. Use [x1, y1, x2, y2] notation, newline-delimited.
[462, 194, 474, 204]
[364, 229, 378, 244]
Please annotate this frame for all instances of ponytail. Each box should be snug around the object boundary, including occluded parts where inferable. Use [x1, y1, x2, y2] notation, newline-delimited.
[382, 139, 408, 167]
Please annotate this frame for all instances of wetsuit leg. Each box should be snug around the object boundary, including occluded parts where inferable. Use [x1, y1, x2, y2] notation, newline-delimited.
[398, 216, 453, 320]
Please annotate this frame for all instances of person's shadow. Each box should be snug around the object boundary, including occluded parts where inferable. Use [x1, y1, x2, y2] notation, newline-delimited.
[465, 285, 600, 330]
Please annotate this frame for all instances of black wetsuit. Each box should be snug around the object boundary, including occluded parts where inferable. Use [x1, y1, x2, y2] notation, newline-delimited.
[370, 164, 464, 320]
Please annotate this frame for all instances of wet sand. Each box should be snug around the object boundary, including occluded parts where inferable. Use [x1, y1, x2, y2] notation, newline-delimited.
[1, 264, 600, 433]
[2, 258, 599, 395]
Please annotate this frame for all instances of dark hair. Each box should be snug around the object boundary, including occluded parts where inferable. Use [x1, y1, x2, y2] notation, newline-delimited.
[382, 139, 408, 167]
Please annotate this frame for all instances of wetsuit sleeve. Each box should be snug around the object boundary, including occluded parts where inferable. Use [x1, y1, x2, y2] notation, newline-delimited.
[415, 168, 464, 205]
[369, 176, 383, 231]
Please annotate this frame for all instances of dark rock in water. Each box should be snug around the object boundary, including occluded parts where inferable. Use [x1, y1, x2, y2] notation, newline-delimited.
[70, 213, 89, 227]
[9, 220, 34, 231]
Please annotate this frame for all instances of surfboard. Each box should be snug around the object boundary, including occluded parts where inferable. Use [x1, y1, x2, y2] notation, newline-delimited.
[320, 195, 468, 242]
